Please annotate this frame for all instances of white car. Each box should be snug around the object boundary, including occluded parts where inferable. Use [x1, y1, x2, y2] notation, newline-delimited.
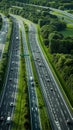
[30, 76, 33, 82]
[6, 116, 11, 125]
[16, 36, 18, 40]
[10, 102, 15, 107]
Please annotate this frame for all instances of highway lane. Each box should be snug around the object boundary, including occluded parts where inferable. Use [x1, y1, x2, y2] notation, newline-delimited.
[14, 2, 73, 21]
[25, 3, 73, 28]
[49, 7, 73, 29]
[0, 14, 9, 60]
[0, 17, 20, 130]
[27, 22, 73, 130]
[24, 3, 73, 25]
[19, 19, 41, 130]
[49, 7, 73, 19]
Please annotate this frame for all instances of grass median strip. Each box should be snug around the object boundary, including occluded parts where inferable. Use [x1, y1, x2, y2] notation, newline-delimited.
[12, 30, 30, 130]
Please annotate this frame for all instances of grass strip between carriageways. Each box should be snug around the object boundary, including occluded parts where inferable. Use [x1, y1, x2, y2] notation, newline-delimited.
[12, 29, 30, 130]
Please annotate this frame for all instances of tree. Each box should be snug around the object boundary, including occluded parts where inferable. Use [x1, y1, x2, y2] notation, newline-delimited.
[50, 21, 66, 31]
[38, 18, 50, 27]
[49, 39, 60, 53]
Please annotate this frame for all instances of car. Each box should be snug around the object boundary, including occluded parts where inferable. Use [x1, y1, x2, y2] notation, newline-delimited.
[32, 107, 34, 111]
[10, 102, 15, 107]
[39, 62, 42, 67]
[46, 78, 50, 82]
[30, 76, 34, 86]
[30, 76, 33, 82]
[11, 68, 13, 71]
[0, 116, 4, 122]
[67, 119, 70, 124]
[2, 32, 5, 34]
[32, 106, 37, 111]
[36, 57, 39, 61]
[55, 121, 61, 130]
[6, 116, 11, 125]
[12, 61, 15, 64]
[35, 106, 38, 111]
[50, 88, 53, 91]
[67, 119, 73, 125]
[45, 75, 48, 78]
[31, 81, 34, 86]
[9, 78, 12, 81]
[16, 36, 18, 40]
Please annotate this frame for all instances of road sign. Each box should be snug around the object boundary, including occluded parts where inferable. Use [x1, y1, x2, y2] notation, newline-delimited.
[20, 53, 29, 57]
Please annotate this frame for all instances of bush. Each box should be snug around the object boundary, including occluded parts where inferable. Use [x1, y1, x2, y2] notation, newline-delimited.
[50, 21, 66, 31]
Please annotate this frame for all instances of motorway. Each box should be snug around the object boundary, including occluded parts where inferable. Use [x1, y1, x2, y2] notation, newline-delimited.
[0, 17, 20, 130]
[49, 7, 73, 27]
[0, 9, 73, 130]
[0, 14, 9, 60]
[19, 18, 41, 130]
[9, 4, 73, 130]
[27, 22, 73, 130]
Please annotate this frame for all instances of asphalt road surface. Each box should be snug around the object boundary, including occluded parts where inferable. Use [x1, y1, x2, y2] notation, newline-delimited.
[0, 17, 20, 130]
[19, 19, 41, 130]
[27, 22, 73, 130]
[0, 11, 73, 130]
[0, 14, 9, 60]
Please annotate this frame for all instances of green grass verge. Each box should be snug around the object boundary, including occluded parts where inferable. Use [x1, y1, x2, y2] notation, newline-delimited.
[11, 30, 30, 130]
[60, 28, 73, 37]
[36, 24, 73, 112]
[24, 21, 52, 130]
